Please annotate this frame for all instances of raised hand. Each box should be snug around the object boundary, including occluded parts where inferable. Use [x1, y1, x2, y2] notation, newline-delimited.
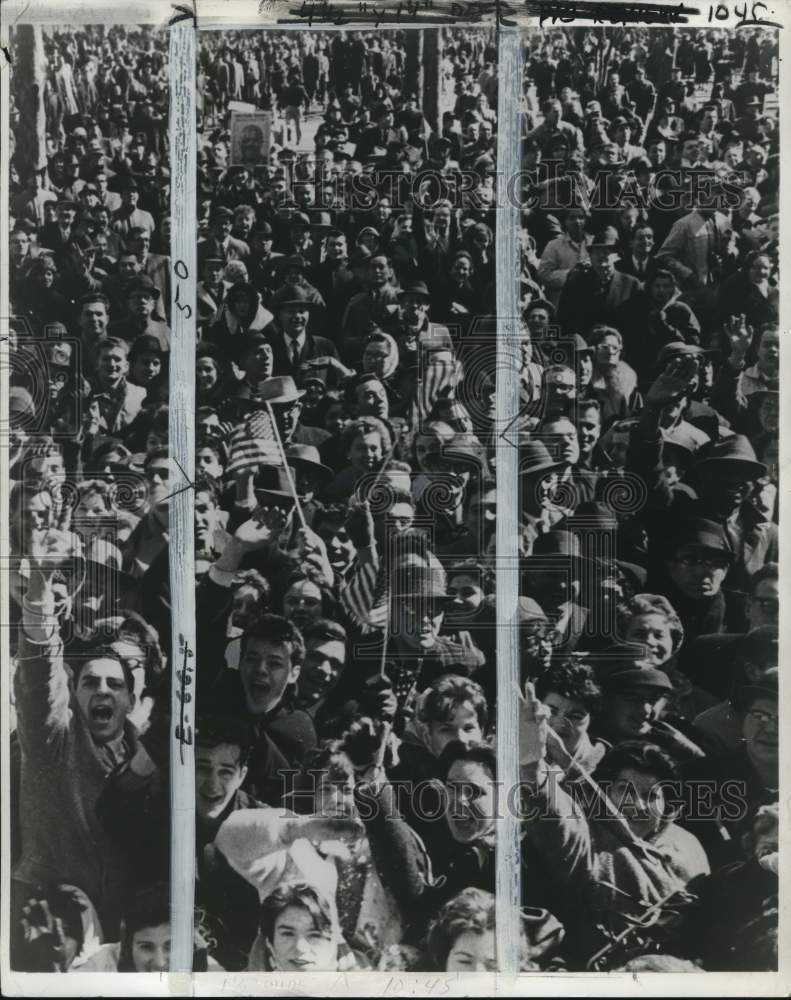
[517, 680, 550, 768]
[20, 899, 73, 972]
[28, 526, 83, 574]
[304, 356, 352, 376]
[644, 355, 699, 411]
[233, 505, 288, 551]
[346, 497, 377, 551]
[722, 313, 753, 363]
[343, 715, 399, 775]
[293, 527, 334, 587]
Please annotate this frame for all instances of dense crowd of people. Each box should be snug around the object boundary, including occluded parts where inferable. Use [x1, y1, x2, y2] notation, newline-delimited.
[513, 25, 779, 971]
[5, 20, 779, 976]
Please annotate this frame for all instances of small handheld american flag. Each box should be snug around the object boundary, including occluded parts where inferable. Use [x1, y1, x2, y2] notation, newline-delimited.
[225, 409, 280, 477]
[416, 354, 461, 425]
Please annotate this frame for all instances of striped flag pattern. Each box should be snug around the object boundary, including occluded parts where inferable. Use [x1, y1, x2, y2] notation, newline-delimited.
[341, 557, 389, 633]
[415, 355, 462, 426]
[225, 409, 281, 477]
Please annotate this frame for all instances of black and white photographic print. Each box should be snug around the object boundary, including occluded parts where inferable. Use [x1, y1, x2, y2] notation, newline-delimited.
[0, 2, 789, 995]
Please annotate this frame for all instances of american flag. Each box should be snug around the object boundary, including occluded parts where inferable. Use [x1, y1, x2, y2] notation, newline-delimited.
[415, 355, 462, 425]
[341, 557, 389, 632]
[225, 408, 281, 477]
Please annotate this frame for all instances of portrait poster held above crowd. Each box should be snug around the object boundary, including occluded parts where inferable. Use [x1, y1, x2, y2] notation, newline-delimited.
[0, 7, 786, 992]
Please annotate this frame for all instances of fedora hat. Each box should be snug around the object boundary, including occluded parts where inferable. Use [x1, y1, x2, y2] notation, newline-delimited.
[661, 435, 697, 473]
[517, 596, 549, 626]
[655, 341, 715, 367]
[288, 211, 311, 227]
[129, 334, 166, 360]
[748, 388, 779, 405]
[271, 283, 316, 310]
[440, 433, 486, 468]
[599, 661, 674, 694]
[563, 501, 618, 534]
[519, 439, 565, 478]
[231, 328, 270, 363]
[526, 529, 594, 573]
[125, 275, 160, 299]
[737, 626, 778, 669]
[210, 205, 233, 221]
[732, 665, 778, 713]
[254, 466, 297, 509]
[666, 516, 735, 558]
[390, 561, 447, 601]
[398, 280, 431, 301]
[226, 282, 260, 304]
[254, 375, 305, 405]
[276, 254, 310, 275]
[589, 226, 620, 250]
[285, 444, 334, 485]
[692, 434, 766, 481]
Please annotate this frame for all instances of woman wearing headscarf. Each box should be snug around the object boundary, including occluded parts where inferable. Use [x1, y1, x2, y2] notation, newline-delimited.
[360, 330, 408, 417]
[205, 282, 274, 348]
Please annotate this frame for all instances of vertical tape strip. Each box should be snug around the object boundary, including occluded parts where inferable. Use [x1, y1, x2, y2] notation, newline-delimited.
[0, 18, 11, 983]
[168, 21, 197, 975]
[495, 24, 523, 977]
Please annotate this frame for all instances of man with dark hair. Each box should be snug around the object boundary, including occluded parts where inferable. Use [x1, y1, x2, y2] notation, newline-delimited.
[209, 614, 318, 800]
[13, 529, 140, 937]
[295, 618, 348, 719]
